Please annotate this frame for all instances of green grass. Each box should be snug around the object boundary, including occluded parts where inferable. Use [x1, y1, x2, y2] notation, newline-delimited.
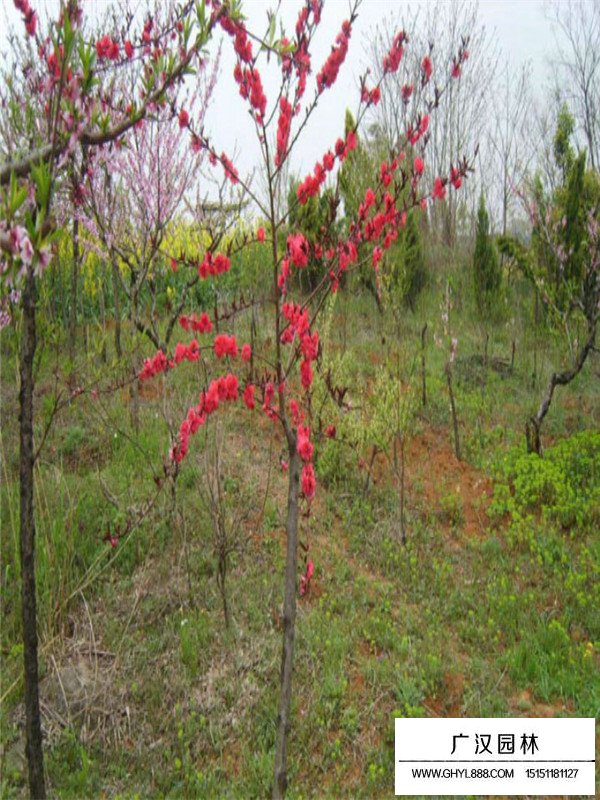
[1, 269, 599, 798]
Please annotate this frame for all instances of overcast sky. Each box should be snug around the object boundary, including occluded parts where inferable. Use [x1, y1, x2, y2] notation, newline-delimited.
[1, 0, 563, 183]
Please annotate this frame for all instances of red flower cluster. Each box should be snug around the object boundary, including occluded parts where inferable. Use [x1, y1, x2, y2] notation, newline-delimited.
[174, 339, 200, 364]
[220, 152, 239, 184]
[296, 130, 354, 206]
[408, 114, 429, 146]
[257, 227, 266, 242]
[299, 559, 314, 596]
[297, 425, 314, 462]
[221, 16, 253, 64]
[297, 425, 316, 501]
[281, 302, 309, 343]
[14, 0, 37, 36]
[361, 85, 381, 106]
[124, 40, 134, 59]
[451, 47, 469, 79]
[96, 35, 120, 61]
[278, 258, 290, 295]
[421, 55, 433, 82]
[214, 334, 238, 358]
[139, 350, 169, 381]
[383, 30, 406, 74]
[280, 303, 318, 387]
[414, 156, 424, 176]
[178, 109, 189, 129]
[276, 97, 293, 167]
[262, 381, 277, 420]
[450, 165, 462, 190]
[281, 303, 319, 390]
[241, 343, 252, 362]
[302, 463, 316, 501]
[179, 313, 213, 333]
[243, 383, 255, 409]
[172, 373, 240, 463]
[287, 233, 309, 268]
[432, 176, 447, 200]
[46, 46, 66, 80]
[316, 20, 351, 93]
[198, 251, 231, 279]
[402, 84, 414, 104]
[234, 64, 267, 120]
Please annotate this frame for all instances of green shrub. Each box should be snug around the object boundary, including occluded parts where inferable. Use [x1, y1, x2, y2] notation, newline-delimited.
[490, 430, 600, 531]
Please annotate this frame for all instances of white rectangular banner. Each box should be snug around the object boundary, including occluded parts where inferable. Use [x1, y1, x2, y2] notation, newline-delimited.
[395, 717, 596, 796]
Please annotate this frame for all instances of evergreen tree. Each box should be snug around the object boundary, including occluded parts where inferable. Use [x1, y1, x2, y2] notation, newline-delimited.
[473, 194, 501, 313]
[402, 210, 427, 310]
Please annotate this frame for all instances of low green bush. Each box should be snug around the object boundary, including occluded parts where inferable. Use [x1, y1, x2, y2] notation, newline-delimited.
[490, 430, 600, 531]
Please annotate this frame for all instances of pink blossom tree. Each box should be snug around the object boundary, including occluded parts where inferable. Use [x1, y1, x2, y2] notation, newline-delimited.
[80, 60, 222, 357]
[0, 2, 223, 795]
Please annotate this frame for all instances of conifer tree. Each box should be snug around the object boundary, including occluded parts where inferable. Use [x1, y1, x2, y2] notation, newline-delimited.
[473, 193, 501, 313]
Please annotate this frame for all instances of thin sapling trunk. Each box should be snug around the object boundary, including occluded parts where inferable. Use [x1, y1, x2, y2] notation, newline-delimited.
[273, 440, 301, 800]
[19, 265, 47, 799]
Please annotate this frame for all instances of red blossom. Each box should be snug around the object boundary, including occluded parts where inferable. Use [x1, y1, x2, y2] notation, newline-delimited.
[361, 85, 381, 106]
[383, 30, 406, 74]
[316, 20, 351, 93]
[401, 84, 414, 103]
[299, 559, 314, 596]
[257, 227, 265, 242]
[214, 334, 238, 358]
[414, 156, 424, 176]
[301, 463, 316, 500]
[179, 313, 213, 334]
[198, 251, 231, 279]
[174, 339, 200, 364]
[243, 383, 255, 409]
[323, 151, 335, 171]
[276, 97, 293, 167]
[287, 233, 309, 268]
[96, 35, 119, 61]
[421, 55, 433, 82]
[300, 358, 313, 389]
[178, 109, 189, 128]
[139, 350, 169, 381]
[220, 152, 239, 184]
[241, 343, 252, 362]
[297, 425, 314, 462]
[450, 166, 462, 190]
[432, 176, 447, 201]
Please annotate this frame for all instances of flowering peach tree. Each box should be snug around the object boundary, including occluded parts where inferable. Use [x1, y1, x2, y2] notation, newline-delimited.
[0, 1, 222, 796]
[135, 2, 472, 795]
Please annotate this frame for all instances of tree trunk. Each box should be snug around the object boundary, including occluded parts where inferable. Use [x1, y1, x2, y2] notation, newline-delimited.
[99, 268, 107, 363]
[19, 266, 47, 799]
[398, 435, 406, 546]
[111, 258, 122, 359]
[420, 323, 427, 408]
[446, 361, 461, 461]
[272, 440, 300, 800]
[526, 321, 596, 455]
[68, 217, 79, 363]
[532, 290, 539, 389]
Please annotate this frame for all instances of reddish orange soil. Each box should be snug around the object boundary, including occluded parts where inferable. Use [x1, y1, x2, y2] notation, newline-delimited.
[405, 427, 494, 537]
